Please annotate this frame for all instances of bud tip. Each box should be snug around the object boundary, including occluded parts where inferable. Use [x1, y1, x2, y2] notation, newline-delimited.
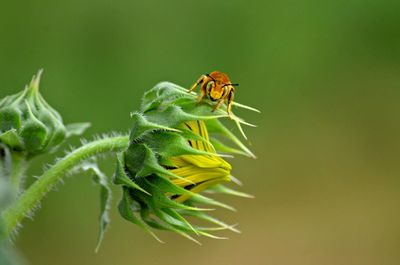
[29, 69, 44, 92]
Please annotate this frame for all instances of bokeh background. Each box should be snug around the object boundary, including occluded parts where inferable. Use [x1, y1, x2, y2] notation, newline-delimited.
[1, 0, 400, 264]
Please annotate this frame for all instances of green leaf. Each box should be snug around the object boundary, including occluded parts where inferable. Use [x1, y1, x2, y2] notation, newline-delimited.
[79, 161, 111, 252]
[65, 122, 91, 137]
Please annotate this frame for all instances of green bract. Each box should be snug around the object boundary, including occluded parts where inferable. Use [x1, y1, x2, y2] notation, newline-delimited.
[0, 70, 90, 157]
[0, 74, 258, 255]
[115, 82, 257, 243]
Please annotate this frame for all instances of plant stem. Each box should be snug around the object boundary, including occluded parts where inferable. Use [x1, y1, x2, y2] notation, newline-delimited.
[2, 135, 129, 239]
[10, 153, 27, 192]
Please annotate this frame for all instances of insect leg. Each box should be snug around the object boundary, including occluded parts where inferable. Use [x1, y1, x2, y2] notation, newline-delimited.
[188, 75, 206, 93]
[212, 99, 225, 112]
[226, 87, 235, 115]
[197, 82, 208, 103]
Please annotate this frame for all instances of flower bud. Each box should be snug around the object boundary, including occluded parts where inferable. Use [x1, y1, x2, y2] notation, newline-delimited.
[115, 82, 257, 242]
[0, 70, 73, 156]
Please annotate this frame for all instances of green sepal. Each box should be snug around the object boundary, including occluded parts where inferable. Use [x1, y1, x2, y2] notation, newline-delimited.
[118, 187, 162, 242]
[0, 94, 17, 109]
[189, 193, 236, 211]
[205, 184, 254, 198]
[161, 208, 198, 234]
[124, 143, 148, 176]
[176, 126, 213, 147]
[139, 207, 200, 244]
[209, 138, 248, 156]
[179, 209, 240, 233]
[232, 101, 261, 113]
[0, 130, 23, 150]
[130, 113, 179, 141]
[113, 153, 150, 195]
[205, 119, 256, 158]
[140, 207, 169, 230]
[37, 93, 63, 122]
[157, 156, 176, 168]
[146, 203, 200, 244]
[124, 143, 166, 178]
[143, 176, 210, 212]
[144, 105, 203, 128]
[19, 119, 48, 154]
[0, 107, 21, 133]
[124, 143, 190, 183]
[144, 203, 225, 240]
[141, 82, 189, 112]
[142, 130, 214, 158]
[144, 175, 208, 208]
[37, 110, 66, 151]
[153, 207, 197, 236]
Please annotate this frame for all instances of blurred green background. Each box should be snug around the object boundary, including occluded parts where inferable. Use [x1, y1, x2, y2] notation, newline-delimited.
[1, 0, 400, 264]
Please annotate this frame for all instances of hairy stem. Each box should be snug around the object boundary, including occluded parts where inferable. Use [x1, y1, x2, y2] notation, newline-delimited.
[2, 136, 129, 238]
[10, 153, 27, 192]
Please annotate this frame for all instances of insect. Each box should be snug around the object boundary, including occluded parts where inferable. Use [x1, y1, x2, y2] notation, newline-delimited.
[188, 71, 239, 115]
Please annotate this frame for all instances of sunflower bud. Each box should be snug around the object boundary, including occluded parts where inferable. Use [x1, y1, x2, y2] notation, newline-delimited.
[0, 70, 89, 157]
[115, 82, 257, 242]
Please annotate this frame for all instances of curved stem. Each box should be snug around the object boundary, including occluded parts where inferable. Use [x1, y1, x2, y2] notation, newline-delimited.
[2, 135, 129, 238]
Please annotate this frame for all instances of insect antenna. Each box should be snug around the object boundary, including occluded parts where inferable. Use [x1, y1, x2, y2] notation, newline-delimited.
[223, 83, 239, 87]
[206, 74, 216, 82]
